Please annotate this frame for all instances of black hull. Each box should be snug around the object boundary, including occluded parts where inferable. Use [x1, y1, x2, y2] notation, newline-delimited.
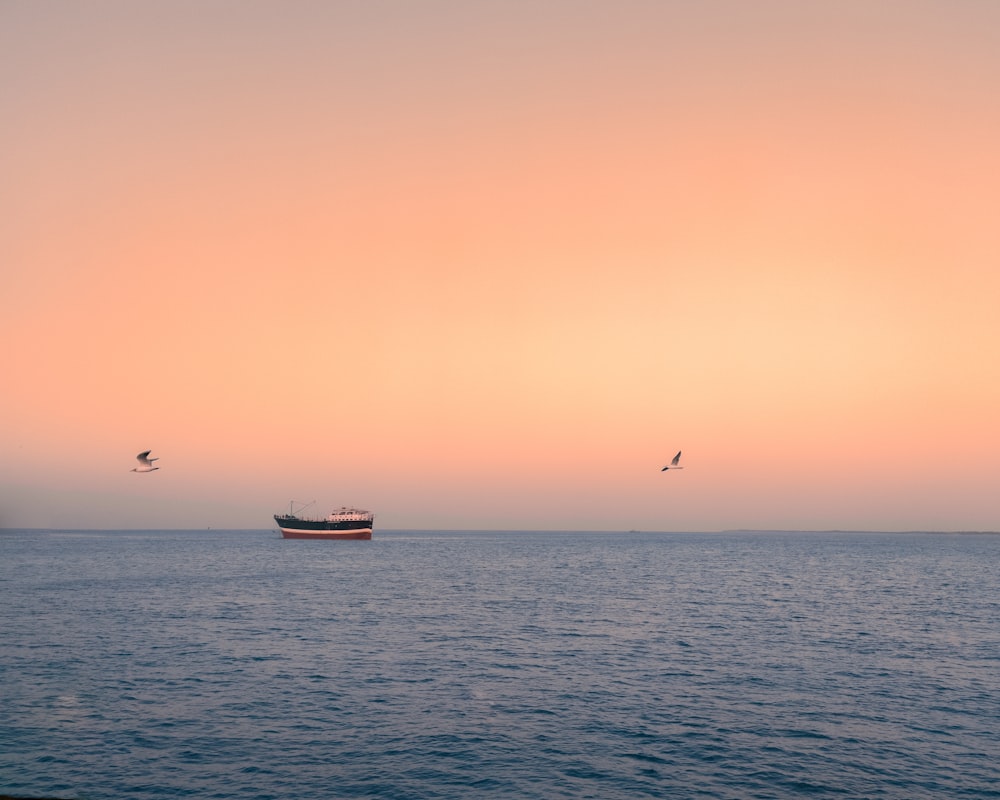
[274, 515, 371, 532]
[274, 514, 374, 540]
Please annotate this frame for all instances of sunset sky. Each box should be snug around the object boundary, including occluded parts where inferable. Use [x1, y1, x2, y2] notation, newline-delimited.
[3, 1, 998, 531]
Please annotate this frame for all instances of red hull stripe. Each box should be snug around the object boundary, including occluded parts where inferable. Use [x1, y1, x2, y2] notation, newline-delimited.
[279, 529, 372, 540]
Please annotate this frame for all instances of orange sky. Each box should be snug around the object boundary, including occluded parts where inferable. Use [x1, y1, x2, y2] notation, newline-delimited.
[2, 1, 998, 530]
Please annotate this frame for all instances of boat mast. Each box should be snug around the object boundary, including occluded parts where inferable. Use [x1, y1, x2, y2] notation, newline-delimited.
[289, 499, 316, 516]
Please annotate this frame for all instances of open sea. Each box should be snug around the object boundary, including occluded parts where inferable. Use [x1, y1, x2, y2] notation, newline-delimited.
[1, 528, 998, 799]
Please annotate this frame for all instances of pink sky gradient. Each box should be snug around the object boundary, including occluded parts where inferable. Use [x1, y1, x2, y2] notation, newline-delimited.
[2, 1, 998, 530]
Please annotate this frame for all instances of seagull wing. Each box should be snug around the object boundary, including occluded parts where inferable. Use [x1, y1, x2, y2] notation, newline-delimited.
[136, 450, 153, 465]
[671, 451, 682, 466]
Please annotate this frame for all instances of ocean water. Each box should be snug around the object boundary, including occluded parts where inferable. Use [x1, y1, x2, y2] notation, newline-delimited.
[1, 529, 998, 800]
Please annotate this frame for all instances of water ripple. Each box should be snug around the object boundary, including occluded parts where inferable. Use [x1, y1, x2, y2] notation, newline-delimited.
[2, 529, 999, 799]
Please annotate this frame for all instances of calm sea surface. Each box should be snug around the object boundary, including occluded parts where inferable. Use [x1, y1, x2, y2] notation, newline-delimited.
[1, 528, 998, 799]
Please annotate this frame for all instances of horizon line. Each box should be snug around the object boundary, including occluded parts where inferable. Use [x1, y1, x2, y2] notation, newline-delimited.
[2, 527, 998, 536]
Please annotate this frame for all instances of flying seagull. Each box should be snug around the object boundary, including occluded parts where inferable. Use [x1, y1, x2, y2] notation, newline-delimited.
[131, 450, 159, 473]
[661, 451, 683, 471]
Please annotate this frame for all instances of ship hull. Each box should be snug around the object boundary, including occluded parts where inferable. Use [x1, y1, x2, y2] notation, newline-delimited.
[274, 514, 373, 540]
[278, 527, 372, 540]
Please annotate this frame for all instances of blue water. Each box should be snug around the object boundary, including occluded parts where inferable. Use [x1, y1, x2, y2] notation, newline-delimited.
[2, 529, 998, 799]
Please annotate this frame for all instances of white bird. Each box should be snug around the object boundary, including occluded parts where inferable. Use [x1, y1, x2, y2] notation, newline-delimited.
[661, 451, 683, 471]
[131, 450, 159, 473]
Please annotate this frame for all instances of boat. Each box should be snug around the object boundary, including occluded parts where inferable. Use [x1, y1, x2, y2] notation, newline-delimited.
[274, 501, 374, 540]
